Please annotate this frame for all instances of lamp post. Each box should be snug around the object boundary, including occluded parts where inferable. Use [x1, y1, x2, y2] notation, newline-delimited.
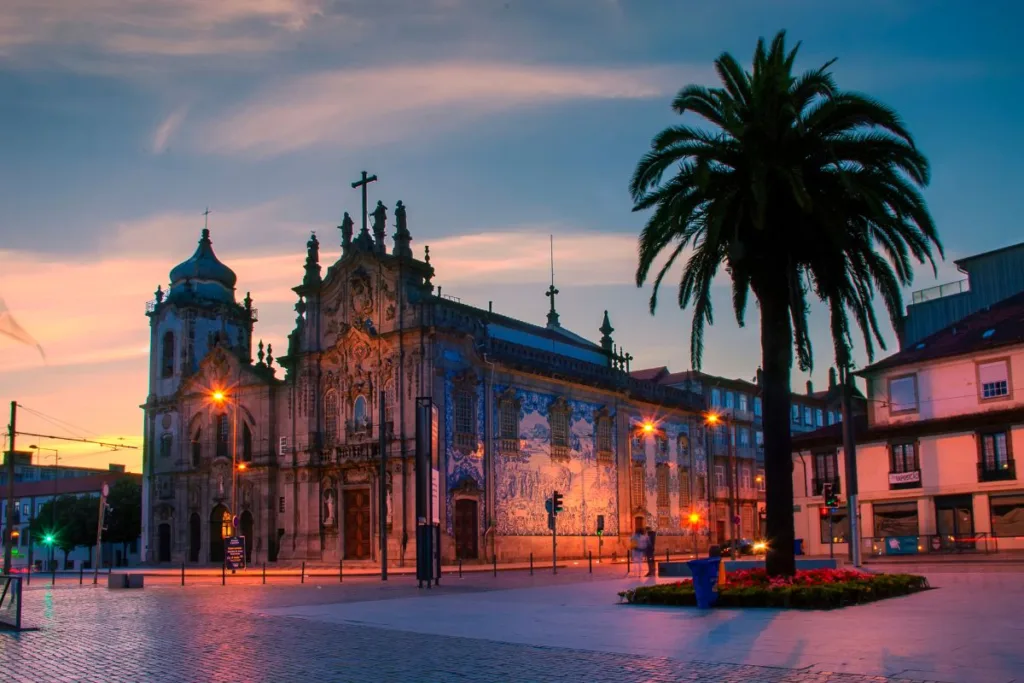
[211, 390, 240, 537]
[29, 444, 58, 570]
[705, 412, 738, 559]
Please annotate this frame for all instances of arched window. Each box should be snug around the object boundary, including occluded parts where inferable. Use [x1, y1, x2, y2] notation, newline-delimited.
[497, 388, 520, 454]
[353, 395, 367, 427]
[242, 422, 253, 462]
[216, 414, 229, 458]
[191, 428, 202, 467]
[324, 391, 339, 444]
[159, 433, 173, 459]
[161, 331, 175, 378]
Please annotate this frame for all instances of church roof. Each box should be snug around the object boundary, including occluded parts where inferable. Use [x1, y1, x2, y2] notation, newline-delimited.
[170, 229, 238, 291]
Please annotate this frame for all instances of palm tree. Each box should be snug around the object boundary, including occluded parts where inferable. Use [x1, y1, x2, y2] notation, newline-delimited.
[630, 31, 942, 576]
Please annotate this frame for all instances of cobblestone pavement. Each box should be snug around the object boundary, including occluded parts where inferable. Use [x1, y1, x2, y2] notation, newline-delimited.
[0, 580, 949, 683]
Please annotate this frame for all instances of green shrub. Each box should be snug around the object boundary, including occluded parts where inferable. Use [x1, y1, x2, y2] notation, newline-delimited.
[618, 570, 930, 610]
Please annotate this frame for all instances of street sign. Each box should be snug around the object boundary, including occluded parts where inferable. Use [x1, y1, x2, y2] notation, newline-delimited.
[225, 536, 246, 570]
[101, 483, 110, 498]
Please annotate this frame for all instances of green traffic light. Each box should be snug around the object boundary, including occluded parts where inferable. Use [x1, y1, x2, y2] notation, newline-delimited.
[44, 534, 55, 545]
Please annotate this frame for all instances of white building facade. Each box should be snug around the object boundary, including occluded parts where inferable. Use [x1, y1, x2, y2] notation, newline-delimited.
[792, 292, 1024, 557]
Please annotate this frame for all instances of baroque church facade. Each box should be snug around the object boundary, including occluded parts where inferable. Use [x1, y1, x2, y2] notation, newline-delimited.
[141, 189, 711, 566]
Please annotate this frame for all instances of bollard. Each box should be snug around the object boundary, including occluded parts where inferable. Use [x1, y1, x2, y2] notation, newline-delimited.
[222, 560, 226, 586]
[459, 558, 463, 579]
[529, 552, 533, 576]
[263, 562, 267, 585]
[339, 559, 343, 583]
[26, 564, 30, 586]
[180, 562, 184, 587]
[493, 554, 497, 577]
[613, 551, 617, 565]
[52, 565, 56, 586]
[79, 565, 84, 585]
[589, 551, 593, 574]
[301, 561, 305, 584]
[627, 552, 631, 575]
[666, 549, 670, 563]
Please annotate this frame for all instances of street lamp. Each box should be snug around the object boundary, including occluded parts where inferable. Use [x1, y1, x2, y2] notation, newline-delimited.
[703, 412, 738, 559]
[29, 444, 58, 570]
[209, 388, 241, 536]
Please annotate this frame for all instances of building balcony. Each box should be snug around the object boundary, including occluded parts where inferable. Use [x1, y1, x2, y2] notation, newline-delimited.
[978, 459, 1016, 482]
[888, 469, 922, 490]
[811, 477, 841, 496]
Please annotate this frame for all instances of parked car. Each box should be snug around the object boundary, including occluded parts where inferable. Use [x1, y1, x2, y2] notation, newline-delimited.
[720, 538, 768, 556]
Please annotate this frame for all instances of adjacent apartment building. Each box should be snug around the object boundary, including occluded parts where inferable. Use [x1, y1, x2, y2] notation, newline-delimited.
[791, 291, 1024, 557]
[631, 366, 859, 543]
[1, 451, 141, 570]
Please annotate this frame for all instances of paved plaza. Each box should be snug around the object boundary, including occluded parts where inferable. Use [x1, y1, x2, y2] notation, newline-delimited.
[2, 565, 1021, 682]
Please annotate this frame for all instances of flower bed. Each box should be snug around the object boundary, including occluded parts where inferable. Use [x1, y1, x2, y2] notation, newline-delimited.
[618, 568, 930, 610]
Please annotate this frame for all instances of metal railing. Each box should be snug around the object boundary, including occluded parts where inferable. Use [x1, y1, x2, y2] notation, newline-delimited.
[979, 459, 1016, 482]
[911, 278, 969, 304]
[811, 477, 841, 496]
[863, 532, 998, 558]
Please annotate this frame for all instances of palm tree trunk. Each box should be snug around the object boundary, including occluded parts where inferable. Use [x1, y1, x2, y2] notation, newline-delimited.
[760, 293, 796, 577]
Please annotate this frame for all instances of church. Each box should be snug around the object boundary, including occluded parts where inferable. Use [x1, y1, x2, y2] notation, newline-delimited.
[140, 179, 710, 567]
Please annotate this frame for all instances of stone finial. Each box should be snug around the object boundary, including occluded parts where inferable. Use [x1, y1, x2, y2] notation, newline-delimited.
[423, 245, 434, 291]
[303, 232, 322, 286]
[244, 291, 253, 310]
[828, 367, 837, 389]
[266, 343, 274, 368]
[371, 200, 388, 254]
[599, 310, 614, 352]
[154, 285, 164, 304]
[339, 212, 354, 252]
[257, 340, 265, 365]
[393, 200, 412, 260]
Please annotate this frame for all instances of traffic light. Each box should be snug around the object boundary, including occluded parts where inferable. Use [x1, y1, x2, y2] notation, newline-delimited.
[596, 514, 605, 536]
[822, 482, 839, 508]
[10, 529, 20, 543]
[43, 533, 55, 546]
[552, 491, 564, 514]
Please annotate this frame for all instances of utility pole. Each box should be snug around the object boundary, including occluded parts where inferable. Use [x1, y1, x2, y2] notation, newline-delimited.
[93, 482, 109, 585]
[379, 393, 388, 581]
[726, 418, 738, 560]
[4, 401, 16, 575]
[840, 365, 861, 567]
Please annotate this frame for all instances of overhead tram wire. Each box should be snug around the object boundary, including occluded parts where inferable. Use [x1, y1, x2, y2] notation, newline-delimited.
[16, 404, 101, 440]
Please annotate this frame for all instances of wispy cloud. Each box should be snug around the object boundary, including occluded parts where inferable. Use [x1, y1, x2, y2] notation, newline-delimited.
[0, 0, 328, 60]
[151, 105, 189, 153]
[203, 61, 688, 157]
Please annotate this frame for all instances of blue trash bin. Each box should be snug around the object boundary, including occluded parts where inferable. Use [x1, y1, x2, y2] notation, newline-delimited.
[794, 538, 804, 556]
[686, 557, 721, 609]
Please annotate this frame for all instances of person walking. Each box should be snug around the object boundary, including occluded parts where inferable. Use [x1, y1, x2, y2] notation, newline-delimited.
[645, 529, 657, 577]
[629, 528, 647, 578]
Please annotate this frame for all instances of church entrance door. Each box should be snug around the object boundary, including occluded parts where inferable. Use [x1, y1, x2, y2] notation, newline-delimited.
[210, 504, 229, 563]
[189, 513, 201, 562]
[158, 523, 172, 562]
[240, 511, 254, 564]
[454, 499, 478, 560]
[343, 488, 371, 560]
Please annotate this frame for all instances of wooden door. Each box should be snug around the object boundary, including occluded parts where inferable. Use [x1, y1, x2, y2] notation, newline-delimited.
[454, 499, 478, 560]
[344, 488, 371, 559]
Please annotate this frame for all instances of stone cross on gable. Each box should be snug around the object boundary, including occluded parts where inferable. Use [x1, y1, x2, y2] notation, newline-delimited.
[546, 283, 560, 327]
[350, 171, 378, 236]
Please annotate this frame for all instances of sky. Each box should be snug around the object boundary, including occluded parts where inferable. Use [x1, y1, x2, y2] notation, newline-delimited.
[1, 0, 1022, 472]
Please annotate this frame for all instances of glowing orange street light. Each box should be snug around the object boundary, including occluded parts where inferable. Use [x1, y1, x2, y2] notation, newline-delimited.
[212, 390, 226, 403]
[704, 412, 720, 425]
[641, 421, 655, 434]
[688, 512, 701, 525]
[237, 463, 247, 471]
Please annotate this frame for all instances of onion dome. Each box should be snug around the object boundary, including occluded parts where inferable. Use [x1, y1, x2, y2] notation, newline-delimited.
[168, 228, 237, 303]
